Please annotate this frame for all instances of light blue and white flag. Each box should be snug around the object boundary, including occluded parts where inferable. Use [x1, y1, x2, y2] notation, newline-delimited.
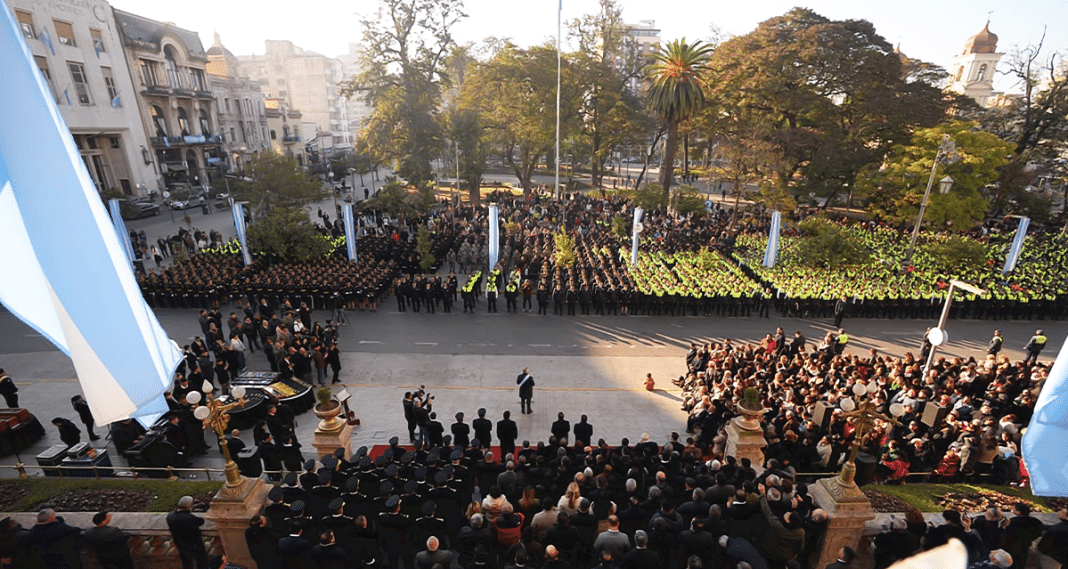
[231, 202, 252, 266]
[1022, 333, 1068, 497]
[0, 9, 181, 424]
[631, 207, 644, 266]
[763, 211, 781, 268]
[107, 198, 136, 263]
[488, 203, 499, 272]
[342, 203, 357, 263]
[1002, 216, 1030, 274]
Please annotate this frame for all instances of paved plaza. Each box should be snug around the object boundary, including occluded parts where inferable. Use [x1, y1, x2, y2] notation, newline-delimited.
[0, 291, 1063, 479]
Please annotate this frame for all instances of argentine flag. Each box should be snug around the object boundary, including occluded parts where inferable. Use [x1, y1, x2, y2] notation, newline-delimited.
[0, 8, 181, 424]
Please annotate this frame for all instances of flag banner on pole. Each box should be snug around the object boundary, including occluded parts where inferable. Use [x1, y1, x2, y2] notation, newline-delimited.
[342, 203, 357, 263]
[1022, 333, 1068, 496]
[0, 9, 181, 424]
[108, 198, 136, 263]
[231, 202, 252, 266]
[763, 211, 782, 268]
[488, 204, 499, 272]
[631, 207, 644, 266]
[1002, 216, 1030, 274]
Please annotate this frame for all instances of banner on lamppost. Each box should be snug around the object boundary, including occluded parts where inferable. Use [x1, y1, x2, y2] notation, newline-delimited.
[488, 203, 499, 272]
[1002, 216, 1030, 274]
[232, 202, 252, 266]
[763, 211, 781, 268]
[342, 203, 357, 263]
[108, 198, 136, 263]
[631, 207, 644, 266]
[1022, 333, 1068, 496]
[0, 8, 181, 425]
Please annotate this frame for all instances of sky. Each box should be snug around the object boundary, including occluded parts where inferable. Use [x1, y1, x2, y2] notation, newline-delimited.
[108, 0, 1068, 93]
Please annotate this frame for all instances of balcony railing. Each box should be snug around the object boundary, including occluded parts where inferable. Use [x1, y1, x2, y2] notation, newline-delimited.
[282, 135, 300, 142]
[151, 134, 223, 147]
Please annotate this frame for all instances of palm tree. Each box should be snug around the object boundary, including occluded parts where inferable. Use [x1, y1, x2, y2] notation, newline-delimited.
[645, 39, 713, 199]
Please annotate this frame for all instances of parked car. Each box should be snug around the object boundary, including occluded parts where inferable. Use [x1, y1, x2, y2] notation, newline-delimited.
[119, 200, 160, 220]
[166, 194, 206, 210]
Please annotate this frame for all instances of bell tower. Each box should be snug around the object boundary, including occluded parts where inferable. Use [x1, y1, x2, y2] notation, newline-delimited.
[948, 21, 1003, 106]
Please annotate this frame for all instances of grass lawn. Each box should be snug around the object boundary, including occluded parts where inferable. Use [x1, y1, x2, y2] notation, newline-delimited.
[0, 478, 224, 513]
[861, 482, 1054, 513]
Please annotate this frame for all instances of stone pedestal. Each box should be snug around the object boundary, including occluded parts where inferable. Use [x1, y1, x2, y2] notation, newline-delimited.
[205, 477, 270, 568]
[809, 469, 875, 569]
[311, 421, 354, 460]
[724, 415, 766, 468]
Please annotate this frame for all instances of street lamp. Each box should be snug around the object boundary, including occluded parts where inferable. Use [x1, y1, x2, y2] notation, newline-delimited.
[921, 279, 986, 381]
[904, 135, 958, 267]
[819, 381, 905, 501]
[186, 382, 247, 487]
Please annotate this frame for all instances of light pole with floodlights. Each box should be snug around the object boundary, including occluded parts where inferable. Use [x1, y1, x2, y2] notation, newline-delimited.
[904, 134, 958, 267]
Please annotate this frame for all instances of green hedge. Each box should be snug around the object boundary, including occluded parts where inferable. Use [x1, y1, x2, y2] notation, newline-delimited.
[0, 479, 224, 513]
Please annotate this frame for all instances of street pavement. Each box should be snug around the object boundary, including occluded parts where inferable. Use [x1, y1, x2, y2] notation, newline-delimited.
[0, 290, 1064, 479]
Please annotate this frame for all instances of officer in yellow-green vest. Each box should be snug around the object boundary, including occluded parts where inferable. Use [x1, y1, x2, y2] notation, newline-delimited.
[486, 270, 499, 313]
[835, 329, 849, 355]
[504, 280, 518, 313]
[1023, 330, 1047, 365]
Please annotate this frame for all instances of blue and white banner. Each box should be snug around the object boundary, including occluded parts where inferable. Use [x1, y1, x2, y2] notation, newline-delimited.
[231, 202, 252, 266]
[631, 207, 644, 266]
[763, 211, 781, 268]
[1022, 333, 1068, 496]
[342, 203, 357, 263]
[107, 198, 136, 263]
[1002, 216, 1030, 274]
[488, 203, 499, 272]
[0, 9, 181, 424]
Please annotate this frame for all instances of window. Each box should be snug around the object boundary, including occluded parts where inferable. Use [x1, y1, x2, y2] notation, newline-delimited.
[140, 59, 159, 87]
[176, 107, 191, 135]
[101, 66, 119, 105]
[151, 105, 168, 137]
[224, 98, 231, 113]
[279, 90, 287, 97]
[53, 20, 75, 46]
[34, 56, 58, 102]
[67, 61, 92, 105]
[199, 109, 211, 136]
[90, 28, 104, 54]
[164, 46, 181, 88]
[245, 99, 252, 116]
[977, 64, 988, 82]
[109, 137, 120, 149]
[276, 78, 286, 86]
[16, 11, 35, 40]
[270, 129, 277, 140]
[190, 69, 206, 91]
[230, 127, 236, 143]
[955, 66, 964, 82]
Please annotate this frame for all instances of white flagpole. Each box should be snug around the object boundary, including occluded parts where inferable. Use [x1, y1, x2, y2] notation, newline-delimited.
[554, 0, 562, 199]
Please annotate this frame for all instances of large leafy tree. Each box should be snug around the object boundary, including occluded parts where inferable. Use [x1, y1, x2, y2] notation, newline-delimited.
[644, 39, 713, 198]
[247, 208, 331, 264]
[860, 121, 1013, 231]
[459, 43, 578, 195]
[705, 8, 945, 206]
[449, 106, 486, 205]
[569, 0, 647, 190]
[342, 0, 466, 186]
[230, 153, 325, 217]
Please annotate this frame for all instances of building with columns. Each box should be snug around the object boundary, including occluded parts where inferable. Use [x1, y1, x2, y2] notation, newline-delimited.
[264, 97, 304, 163]
[206, 32, 268, 176]
[5, 0, 157, 196]
[948, 21, 1005, 107]
[113, 8, 222, 193]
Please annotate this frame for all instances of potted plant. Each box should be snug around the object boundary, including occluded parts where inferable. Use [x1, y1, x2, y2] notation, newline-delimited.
[313, 387, 343, 433]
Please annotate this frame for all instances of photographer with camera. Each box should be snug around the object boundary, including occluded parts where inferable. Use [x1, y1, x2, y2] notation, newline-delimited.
[403, 386, 434, 443]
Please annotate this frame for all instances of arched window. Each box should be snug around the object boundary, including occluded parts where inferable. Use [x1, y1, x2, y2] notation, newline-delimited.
[176, 107, 190, 135]
[977, 64, 988, 82]
[164, 45, 181, 88]
[955, 66, 964, 82]
[151, 105, 168, 137]
[199, 109, 211, 136]
[185, 149, 199, 184]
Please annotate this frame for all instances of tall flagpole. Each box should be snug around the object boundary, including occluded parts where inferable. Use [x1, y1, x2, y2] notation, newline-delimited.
[554, 0, 562, 199]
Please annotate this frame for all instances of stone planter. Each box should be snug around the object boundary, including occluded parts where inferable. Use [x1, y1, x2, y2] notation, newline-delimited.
[313, 401, 343, 434]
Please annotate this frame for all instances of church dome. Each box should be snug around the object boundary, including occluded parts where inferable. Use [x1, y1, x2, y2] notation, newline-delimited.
[963, 22, 998, 54]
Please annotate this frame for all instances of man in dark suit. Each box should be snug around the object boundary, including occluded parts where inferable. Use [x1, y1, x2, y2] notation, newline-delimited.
[225, 429, 246, 460]
[497, 411, 518, 458]
[245, 514, 282, 569]
[167, 496, 207, 569]
[451, 413, 470, 449]
[277, 526, 316, 569]
[620, 530, 660, 569]
[312, 530, 351, 569]
[517, 368, 535, 414]
[472, 409, 492, 450]
[84, 511, 133, 569]
[71, 395, 100, 441]
[551, 412, 570, 443]
[824, 546, 856, 569]
[28, 508, 83, 569]
[573, 415, 593, 447]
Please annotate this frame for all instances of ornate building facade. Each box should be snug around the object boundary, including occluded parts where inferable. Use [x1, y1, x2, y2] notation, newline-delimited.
[206, 32, 267, 176]
[948, 22, 1005, 107]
